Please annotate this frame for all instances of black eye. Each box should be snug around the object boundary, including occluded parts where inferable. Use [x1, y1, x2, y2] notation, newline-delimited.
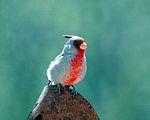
[73, 40, 78, 47]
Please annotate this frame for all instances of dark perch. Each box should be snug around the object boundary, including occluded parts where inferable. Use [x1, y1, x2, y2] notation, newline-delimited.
[27, 85, 100, 120]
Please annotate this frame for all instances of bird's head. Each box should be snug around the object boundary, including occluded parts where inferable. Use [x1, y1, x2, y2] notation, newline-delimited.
[63, 35, 87, 54]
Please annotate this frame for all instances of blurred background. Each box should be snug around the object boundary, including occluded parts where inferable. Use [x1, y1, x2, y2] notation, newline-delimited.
[0, 0, 150, 120]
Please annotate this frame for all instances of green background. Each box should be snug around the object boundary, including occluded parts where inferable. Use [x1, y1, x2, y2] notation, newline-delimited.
[0, 0, 150, 120]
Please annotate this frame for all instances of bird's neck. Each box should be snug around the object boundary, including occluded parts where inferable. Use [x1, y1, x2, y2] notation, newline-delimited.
[75, 49, 85, 58]
[63, 49, 85, 57]
[71, 50, 84, 67]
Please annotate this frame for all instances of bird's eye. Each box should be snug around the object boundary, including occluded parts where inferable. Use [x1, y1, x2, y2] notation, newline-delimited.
[73, 40, 78, 47]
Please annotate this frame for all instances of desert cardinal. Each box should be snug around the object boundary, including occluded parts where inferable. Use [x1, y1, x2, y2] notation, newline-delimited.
[47, 35, 87, 98]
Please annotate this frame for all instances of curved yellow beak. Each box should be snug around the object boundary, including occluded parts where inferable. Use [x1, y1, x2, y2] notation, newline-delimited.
[79, 42, 87, 50]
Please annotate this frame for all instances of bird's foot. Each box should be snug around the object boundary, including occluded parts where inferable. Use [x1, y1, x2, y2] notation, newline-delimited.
[65, 85, 70, 89]
[65, 85, 77, 99]
[55, 84, 64, 96]
[70, 85, 77, 99]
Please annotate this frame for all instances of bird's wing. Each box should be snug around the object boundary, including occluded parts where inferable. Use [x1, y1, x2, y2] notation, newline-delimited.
[47, 54, 71, 84]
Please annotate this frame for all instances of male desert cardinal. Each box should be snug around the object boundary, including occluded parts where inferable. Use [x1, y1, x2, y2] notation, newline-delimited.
[47, 35, 87, 98]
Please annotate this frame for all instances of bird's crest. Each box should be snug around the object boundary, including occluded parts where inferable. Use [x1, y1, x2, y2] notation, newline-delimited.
[63, 35, 74, 38]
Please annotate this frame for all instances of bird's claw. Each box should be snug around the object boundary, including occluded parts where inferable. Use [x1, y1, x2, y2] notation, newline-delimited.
[55, 84, 64, 96]
[65, 85, 77, 99]
[71, 85, 77, 99]
[65, 85, 70, 89]
[71, 90, 77, 99]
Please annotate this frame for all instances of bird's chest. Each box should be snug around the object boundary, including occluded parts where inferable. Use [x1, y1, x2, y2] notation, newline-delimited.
[62, 54, 84, 85]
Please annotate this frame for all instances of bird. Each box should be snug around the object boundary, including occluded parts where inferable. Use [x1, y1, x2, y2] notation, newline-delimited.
[47, 35, 87, 98]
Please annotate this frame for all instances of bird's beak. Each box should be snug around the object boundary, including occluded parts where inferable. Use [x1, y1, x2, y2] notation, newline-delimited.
[79, 42, 87, 50]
